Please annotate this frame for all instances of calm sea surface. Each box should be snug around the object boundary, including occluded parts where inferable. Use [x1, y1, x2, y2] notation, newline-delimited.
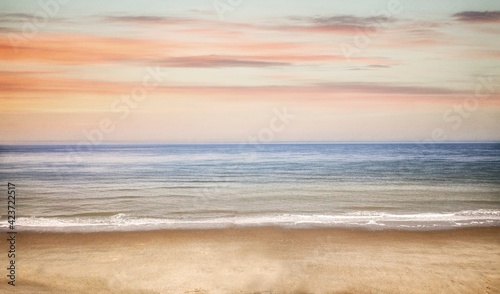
[1, 143, 499, 231]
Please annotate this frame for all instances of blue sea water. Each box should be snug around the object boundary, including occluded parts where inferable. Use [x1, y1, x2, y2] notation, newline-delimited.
[0, 143, 499, 231]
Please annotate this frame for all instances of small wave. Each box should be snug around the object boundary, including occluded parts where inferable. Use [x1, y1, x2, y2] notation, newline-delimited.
[49, 211, 131, 218]
[1, 209, 499, 232]
[455, 209, 500, 216]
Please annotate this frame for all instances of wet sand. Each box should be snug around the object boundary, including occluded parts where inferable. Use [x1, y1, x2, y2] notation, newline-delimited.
[2, 227, 500, 293]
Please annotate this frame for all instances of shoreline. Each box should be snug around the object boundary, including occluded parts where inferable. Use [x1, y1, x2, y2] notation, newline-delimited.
[8, 224, 500, 235]
[1, 226, 499, 293]
[6, 221, 500, 234]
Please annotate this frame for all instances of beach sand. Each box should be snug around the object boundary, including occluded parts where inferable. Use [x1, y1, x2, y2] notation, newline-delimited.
[2, 227, 499, 294]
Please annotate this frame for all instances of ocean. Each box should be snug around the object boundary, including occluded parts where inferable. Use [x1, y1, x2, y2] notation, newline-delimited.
[1, 143, 499, 231]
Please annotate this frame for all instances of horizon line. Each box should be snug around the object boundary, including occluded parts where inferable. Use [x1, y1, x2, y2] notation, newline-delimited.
[1, 141, 500, 146]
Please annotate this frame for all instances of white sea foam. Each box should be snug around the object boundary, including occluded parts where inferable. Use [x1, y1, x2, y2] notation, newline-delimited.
[2, 209, 499, 232]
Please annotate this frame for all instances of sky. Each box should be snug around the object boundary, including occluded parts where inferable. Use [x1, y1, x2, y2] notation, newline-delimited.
[0, 0, 499, 143]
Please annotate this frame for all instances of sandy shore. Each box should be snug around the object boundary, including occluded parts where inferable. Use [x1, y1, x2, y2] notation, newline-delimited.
[1, 227, 499, 294]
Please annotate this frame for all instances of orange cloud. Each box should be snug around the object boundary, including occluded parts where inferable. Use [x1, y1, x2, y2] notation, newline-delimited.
[0, 69, 476, 100]
[1, 30, 394, 68]
[0, 33, 180, 64]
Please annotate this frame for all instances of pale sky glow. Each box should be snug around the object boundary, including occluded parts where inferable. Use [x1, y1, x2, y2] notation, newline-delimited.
[0, 0, 499, 143]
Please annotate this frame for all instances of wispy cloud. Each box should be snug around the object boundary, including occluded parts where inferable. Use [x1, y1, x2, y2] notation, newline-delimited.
[1, 29, 391, 67]
[103, 15, 191, 25]
[0, 68, 466, 98]
[317, 82, 463, 95]
[155, 55, 290, 68]
[101, 13, 398, 36]
[279, 15, 395, 34]
[0, 12, 65, 23]
[153, 54, 375, 68]
[291, 15, 392, 26]
[0, 13, 35, 22]
[461, 50, 500, 58]
[0, 34, 181, 64]
[453, 11, 500, 23]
